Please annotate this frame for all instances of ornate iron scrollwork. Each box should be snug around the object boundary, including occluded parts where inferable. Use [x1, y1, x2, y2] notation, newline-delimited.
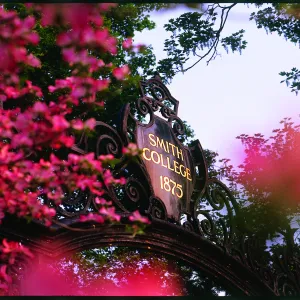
[195, 178, 239, 249]
[2, 73, 299, 296]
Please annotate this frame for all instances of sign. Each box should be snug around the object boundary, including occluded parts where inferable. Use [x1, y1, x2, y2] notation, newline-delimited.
[136, 116, 195, 220]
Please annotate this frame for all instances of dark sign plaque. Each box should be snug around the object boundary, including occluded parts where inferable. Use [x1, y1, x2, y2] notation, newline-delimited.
[136, 116, 195, 220]
[119, 74, 206, 222]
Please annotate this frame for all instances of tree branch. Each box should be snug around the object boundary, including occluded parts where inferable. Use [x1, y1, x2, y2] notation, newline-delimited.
[182, 3, 237, 73]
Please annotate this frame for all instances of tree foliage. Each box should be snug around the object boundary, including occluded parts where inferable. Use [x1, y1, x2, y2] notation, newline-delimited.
[250, 3, 300, 95]
[19, 247, 233, 296]
[220, 117, 300, 246]
[155, 3, 300, 95]
[156, 4, 247, 81]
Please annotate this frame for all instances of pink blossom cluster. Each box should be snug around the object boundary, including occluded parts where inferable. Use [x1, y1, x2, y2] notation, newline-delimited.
[1, 102, 74, 150]
[0, 9, 41, 102]
[122, 143, 141, 156]
[129, 210, 150, 224]
[0, 3, 149, 227]
[27, 3, 116, 29]
[80, 197, 121, 223]
[40, 4, 130, 106]
[48, 76, 110, 106]
[0, 4, 149, 293]
[0, 239, 33, 292]
[57, 28, 117, 55]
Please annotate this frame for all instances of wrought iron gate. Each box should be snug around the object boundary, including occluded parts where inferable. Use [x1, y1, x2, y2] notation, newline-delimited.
[1, 74, 299, 296]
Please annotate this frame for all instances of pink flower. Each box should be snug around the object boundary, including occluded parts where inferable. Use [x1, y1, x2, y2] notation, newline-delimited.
[23, 15, 35, 29]
[0, 94, 7, 101]
[94, 79, 110, 91]
[99, 206, 121, 222]
[84, 118, 96, 130]
[26, 32, 39, 45]
[122, 37, 133, 49]
[62, 4, 92, 30]
[56, 135, 74, 148]
[68, 153, 80, 164]
[129, 211, 150, 224]
[71, 86, 86, 98]
[122, 143, 139, 156]
[117, 177, 126, 185]
[0, 265, 11, 284]
[112, 65, 130, 80]
[77, 177, 95, 190]
[79, 213, 104, 223]
[32, 101, 48, 113]
[62, 48, 76, 63]
[89, 13, 103, 27]
[51, 115, 70, 132]
[1, 239, 34, 258]
[50, 153, 61, 165]
[95, 197, 113, 206]
[5, 87, 19, 98]
[71, 119, 84, 130]
[98, 154, 114, 161]
[56, 32, 73, 47]
[26, 53, 41, 68]
[39, 4, 56, 27]
[41, 206, 56, 218]
[97, 59, 105, 68]
[11, 134, 33, 148]
[103, 170, 114, 185]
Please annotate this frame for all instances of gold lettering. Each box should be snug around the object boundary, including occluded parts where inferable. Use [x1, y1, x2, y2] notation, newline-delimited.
[179, 164, 186, 177]
[169, 143, 176, 157]
[174, 161, 180, 175]
[160, 175, 183, 199]
[151, 150, 160, 164]
[166, 156, 174, 171]
[148, 134, 156, 147]
[143, 137, 193, 184]
[157, 137, 167, 152]
[165, 141, 170, 153]
[143, 148, 151, 161]
[186, 168, 192, 181]
[177, 148, 184, 161]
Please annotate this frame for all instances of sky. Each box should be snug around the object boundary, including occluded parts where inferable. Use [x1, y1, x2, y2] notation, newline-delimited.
[134, 4, 300, 168]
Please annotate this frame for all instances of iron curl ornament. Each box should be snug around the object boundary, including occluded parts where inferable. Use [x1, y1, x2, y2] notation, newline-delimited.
[0, 73, 299, 296]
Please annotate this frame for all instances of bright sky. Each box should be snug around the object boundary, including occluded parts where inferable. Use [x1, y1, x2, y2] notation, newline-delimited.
[134, 4, 300, 167]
